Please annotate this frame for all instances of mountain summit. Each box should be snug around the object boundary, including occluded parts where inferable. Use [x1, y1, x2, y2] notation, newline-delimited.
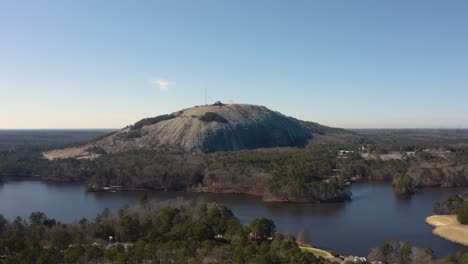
[44, 103, 358, 159]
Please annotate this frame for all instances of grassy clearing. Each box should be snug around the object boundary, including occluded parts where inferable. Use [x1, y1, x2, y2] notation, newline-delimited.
[426, 215, 468, 246]
[300, 246, 334, 258]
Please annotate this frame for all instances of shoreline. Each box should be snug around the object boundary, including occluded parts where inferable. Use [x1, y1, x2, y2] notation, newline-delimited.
[88, 184, 352, 203]
[298, 243, 364, 263]
[425, 215, 468, 246]
[298, 244, 334, 258]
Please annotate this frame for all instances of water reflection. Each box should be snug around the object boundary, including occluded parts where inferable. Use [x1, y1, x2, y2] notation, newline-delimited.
[264, 202, 347, 218]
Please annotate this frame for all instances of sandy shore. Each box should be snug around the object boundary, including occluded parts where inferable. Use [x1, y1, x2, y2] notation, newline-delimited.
[426, 215, 468, 246]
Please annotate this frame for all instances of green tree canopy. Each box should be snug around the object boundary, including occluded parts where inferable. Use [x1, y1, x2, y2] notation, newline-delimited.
[249, 217, 276, 241]
[457, 202, 468, 225]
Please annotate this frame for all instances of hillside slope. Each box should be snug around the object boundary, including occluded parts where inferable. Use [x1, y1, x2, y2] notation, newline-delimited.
[44, 104, 359, 159]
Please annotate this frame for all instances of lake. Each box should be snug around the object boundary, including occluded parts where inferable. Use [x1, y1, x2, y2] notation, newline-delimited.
[0, 180, 466, 257]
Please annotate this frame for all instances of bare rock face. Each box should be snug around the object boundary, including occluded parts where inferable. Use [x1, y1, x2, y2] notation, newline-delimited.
[44, 104, 356, 159]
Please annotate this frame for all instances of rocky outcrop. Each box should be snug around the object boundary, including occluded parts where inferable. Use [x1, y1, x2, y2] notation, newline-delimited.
[44, 104, 358, 160]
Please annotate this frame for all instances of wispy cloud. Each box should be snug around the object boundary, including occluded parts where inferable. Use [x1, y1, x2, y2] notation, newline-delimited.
[149, 78, 173, 91]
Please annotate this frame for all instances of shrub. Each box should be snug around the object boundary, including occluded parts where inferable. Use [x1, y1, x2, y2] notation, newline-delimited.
[87, 146, 106, 155]
[131, 114, 176, 130]
[116, 130, 143, 140]
[199, 112, 229, 123]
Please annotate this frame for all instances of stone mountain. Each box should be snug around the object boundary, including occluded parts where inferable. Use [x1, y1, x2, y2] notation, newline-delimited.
[44, 103, 359, 159]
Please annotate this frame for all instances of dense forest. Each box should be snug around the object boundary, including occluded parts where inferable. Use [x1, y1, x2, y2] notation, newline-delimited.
[0, 131, 351, 202]
[336, 144, 468, 196]
[59, 147, 350, 202]
[0, 201, 327, 264]
[0, 130, 113, 151]
[1, 130, 468, 262]
[1, 130, 468, 201]
[0, 201, 466, 264]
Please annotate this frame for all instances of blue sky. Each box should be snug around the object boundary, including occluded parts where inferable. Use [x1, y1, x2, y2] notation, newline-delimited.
[1, 0, 467, 129]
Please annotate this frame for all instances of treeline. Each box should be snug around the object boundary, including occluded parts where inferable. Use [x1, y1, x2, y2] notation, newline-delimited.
[88, 147, 350, 202]
[85, 145, 468, 199]
[0, 130, 112, 152]
[338, 153, 415, 196]
[2, 140, 468, 200]
[0, 201, 467, 264]
[88, 151, 205, 191]
[0, 201, 326, 264]
[357, 129, 468, 148]
[340, 158, 409, 181]
[204, 147, 349, 202]
[0, 145, 350, 202]
[130, 114, 176, 130]
[433, 193, 468, 225]
[366, 240, 467, 264]
[0, 130, 111, 179]
[0, 148, 94, 182]
[338, 149, 468, 195]
[433, 193, 468, 214]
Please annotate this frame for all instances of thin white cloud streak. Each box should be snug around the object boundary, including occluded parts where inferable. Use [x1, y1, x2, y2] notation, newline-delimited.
[149, 78, 173, 91]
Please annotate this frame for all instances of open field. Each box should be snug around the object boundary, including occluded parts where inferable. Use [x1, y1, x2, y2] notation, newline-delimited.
[426, 215, 468, 246]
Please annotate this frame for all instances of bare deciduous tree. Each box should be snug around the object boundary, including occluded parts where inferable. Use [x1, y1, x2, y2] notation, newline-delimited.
[297, 229, 310, 245]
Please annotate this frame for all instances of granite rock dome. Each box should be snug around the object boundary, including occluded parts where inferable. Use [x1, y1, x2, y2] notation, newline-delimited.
[44, 104, 358, 159]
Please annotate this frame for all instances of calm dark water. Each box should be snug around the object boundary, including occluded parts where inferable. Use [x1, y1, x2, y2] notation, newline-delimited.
[0, 180, 466, 256]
